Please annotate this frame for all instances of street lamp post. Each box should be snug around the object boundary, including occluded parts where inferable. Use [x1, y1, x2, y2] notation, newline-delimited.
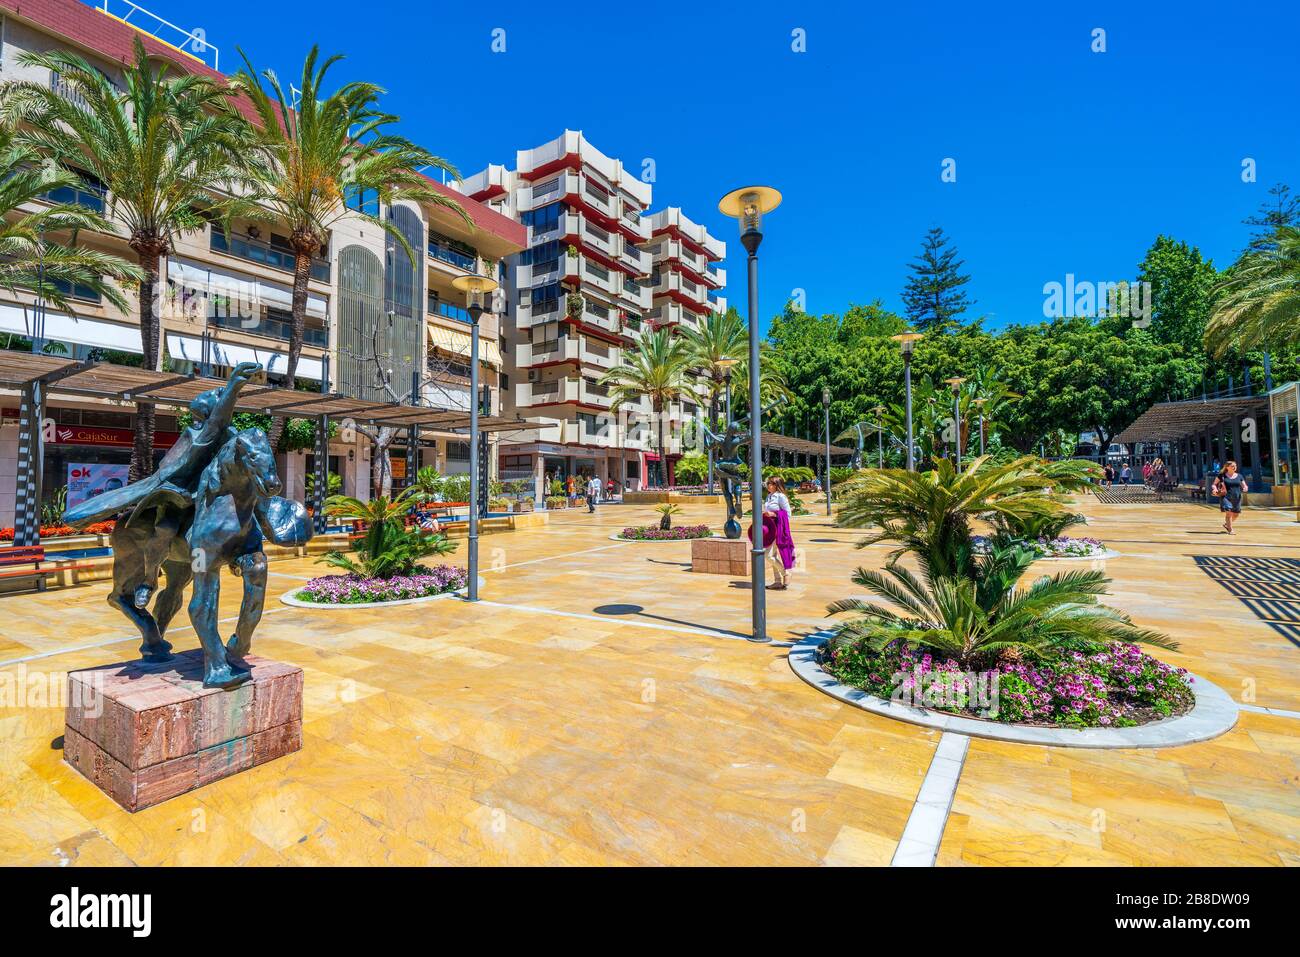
[452, 272, 499, 603]
[974, 397, 988, 456]
[822, 386, 831, 516]
[871, 404, 886, 468]
[720, 185, 781, 644]
[945, 376, 967, 470]
[891, 331, 922, 470]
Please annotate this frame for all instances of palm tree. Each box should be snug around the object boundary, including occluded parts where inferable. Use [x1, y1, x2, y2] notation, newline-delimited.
[600, 327, 691, 486]
[7, 38, 253, 479]
[0, 123, 143, 313]
[1204, 226, 1300, 357]
[828, 543, 1175, 669]
[231, 47, 464, 444]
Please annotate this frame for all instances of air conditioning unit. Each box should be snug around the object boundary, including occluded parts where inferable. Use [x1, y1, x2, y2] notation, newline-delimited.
[528, 370, 539, 382]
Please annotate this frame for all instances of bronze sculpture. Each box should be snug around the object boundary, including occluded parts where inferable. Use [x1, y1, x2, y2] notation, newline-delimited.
[64, 364, 312, 689]
[702, 397, 784, 540]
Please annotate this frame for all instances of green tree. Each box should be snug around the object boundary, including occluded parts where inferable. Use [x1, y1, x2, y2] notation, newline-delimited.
[1243, 183, 1300, 251]
[8, 38, 252, 479]
[901, 226, 974, 333]
[232, 47, 463, 445]
[1136, 235, 1219, 356]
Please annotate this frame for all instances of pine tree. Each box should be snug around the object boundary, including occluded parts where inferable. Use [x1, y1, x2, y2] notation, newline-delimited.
[1243, 183, 1300, 252]
[901, 226, 974, 332]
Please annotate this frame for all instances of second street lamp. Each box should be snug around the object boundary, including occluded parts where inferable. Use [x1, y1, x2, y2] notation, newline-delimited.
[871, 404, 887, 468]
[822, 386, 831, 516]
[720, 184, 781, 644]
[945, 376, 967, 470]
[891, 330, 922, 470]
[452, 271, 499, 603]
[974, 396, 988, 456]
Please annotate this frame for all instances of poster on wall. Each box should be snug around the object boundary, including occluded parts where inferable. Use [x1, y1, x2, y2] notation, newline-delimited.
[67, 463, 130, 511]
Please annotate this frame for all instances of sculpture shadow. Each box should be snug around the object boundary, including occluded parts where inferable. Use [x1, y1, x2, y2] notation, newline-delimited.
[1192, 554, 1300, 648]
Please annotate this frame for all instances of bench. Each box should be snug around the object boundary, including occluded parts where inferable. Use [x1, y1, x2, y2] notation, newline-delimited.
[0, 545, 95, 593]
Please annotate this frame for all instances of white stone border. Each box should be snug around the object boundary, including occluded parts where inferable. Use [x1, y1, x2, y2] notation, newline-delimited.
[789, 632, 1238, 749]
[1032, 548, 1123, 562]
[278, 576, 486, 610]
[608, 531, 716, 543]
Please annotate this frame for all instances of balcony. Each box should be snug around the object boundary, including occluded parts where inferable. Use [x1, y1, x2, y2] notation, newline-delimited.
[428, 233, 478, 273]
[581, 379, 613, 407]
[428, 294, 471, 324]
[705, 264, 726, 288]
[210, 229, 330, 282]
[208, 310, 329, 348]
[621, 243, 649, 275]
[581, 259, 619, 297]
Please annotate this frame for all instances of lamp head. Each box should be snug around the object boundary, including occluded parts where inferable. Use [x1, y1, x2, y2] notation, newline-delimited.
[891, 330, 922, 355]
[452, 274, 499, 314]
[719, 186, 782, 240]
[822, 386, 831, 407]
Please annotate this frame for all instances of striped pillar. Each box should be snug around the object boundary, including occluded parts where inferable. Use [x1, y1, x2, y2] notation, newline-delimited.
[13, 382, 44, 548]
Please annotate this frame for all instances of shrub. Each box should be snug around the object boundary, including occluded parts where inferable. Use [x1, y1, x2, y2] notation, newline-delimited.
[545, 496, 567, 509]
[674, 451, 708, 486]
[320, 493, 457, 580]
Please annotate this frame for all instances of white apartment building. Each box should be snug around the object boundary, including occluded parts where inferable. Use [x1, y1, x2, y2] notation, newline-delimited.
[0, 0, 525, 525]
[460, 131, 659, 491]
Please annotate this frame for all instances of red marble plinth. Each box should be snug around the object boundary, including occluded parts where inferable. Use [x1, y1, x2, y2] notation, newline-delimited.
[64, 650, 302, 812]
[691, 536, 751, 576]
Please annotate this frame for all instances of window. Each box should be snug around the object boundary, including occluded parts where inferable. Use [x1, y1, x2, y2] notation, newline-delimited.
[45, 170, 106, 213]
[520, 239, 564, 268]
[48, 276, 101, 303]
[521, 201, 566, 232]
[446, 440, 471, 462]
[344, 185, 379, 216]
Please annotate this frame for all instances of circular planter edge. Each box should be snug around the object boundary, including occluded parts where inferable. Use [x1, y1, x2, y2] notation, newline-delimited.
[278, 575, 487, 610]
[788, 632, 1238, 749]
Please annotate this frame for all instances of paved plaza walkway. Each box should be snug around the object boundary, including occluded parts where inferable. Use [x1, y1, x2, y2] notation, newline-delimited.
[0, 496, 1297, 865]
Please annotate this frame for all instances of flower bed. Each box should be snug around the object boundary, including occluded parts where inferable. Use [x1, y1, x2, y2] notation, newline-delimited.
[0, 520, 115, 541]
[619, 524, 711, 541]
[821, 639, 1193, 729]
[294, 565, 468, 605]
[972, 534, 1108, 559]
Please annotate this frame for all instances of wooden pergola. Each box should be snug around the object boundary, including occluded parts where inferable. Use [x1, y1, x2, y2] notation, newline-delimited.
[759, 431, 853, 466]
[1114, 395, 1268, 495]
[0, 353, 532, 545]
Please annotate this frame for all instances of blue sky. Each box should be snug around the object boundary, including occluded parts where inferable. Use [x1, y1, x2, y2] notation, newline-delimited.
[135, 0, 1298, 332]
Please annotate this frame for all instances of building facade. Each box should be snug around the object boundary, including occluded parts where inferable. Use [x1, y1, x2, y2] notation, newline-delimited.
[461, 131, 729, 492]
[0, 0, 524, 526]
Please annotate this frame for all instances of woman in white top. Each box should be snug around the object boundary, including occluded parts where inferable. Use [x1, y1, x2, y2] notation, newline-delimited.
[762, 477, 795, 589]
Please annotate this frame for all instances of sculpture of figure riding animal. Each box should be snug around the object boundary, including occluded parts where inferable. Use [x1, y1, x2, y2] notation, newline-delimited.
[63, 364, 311, 689]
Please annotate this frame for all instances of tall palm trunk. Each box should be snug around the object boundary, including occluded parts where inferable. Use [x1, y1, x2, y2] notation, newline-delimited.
[129, 245, 164, 480]
[656, 398, 665, 487]
[269, 234, 318, 449]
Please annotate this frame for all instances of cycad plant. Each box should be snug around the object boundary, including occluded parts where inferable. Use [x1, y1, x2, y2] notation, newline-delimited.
[407, 465, 444, 503]
[828, 543, 1176, 668]
[0, 123, 143, 311]
[835, 455, 1064, 577]
[655, 502, 681, 530]
[1204, 226, 1300, 357]
[7, 38, 253, 479]
[320, 492, 455, 579]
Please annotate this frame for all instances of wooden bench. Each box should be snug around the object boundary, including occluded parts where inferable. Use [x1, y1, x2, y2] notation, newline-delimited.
[0, 545, 95, 592]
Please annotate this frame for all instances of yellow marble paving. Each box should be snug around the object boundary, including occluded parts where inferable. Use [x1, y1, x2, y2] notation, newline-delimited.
[0, 495, 1295, 865]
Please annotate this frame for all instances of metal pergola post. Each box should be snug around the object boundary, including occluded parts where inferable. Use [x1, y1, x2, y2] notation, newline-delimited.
[14, 381, 44, 553]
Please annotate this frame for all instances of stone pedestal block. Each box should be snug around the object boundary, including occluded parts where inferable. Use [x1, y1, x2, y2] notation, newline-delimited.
[691, 536, 752, 576]
[64, 650, 302, 812]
